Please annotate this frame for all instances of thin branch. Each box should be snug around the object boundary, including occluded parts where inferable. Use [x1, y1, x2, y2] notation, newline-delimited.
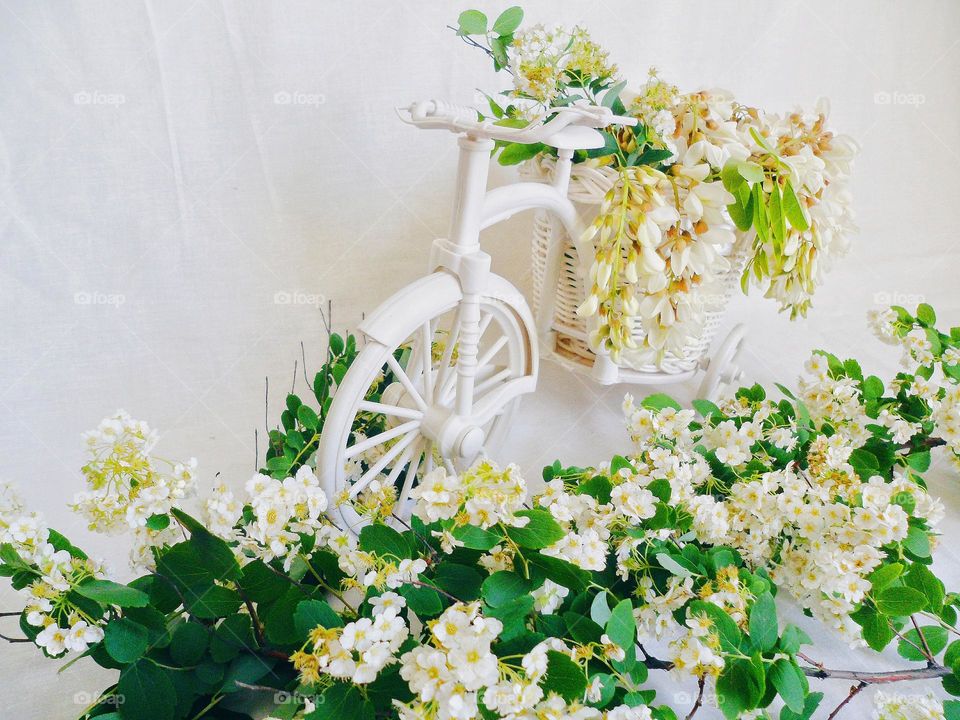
[242, 595, 267, 649]
[0, 632, 30, 643]
[300, 340, 310, 386]
[685, 676, 705, 720]
[827, 682, 866, 720]
[911, 614, 936, 664]
[645, 651, 952, 685]
[804, 664, 951, 684]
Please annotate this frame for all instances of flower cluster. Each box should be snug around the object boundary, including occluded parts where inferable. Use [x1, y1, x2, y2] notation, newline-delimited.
[1, 483, 107, 656]
[399, 602, 503, 718]
[294, 591, 409, 685]
[574, 73, 857, 364]
[411, 460, 528, 530]
[70, 410, 198, 569]
[203, 465, 329, 568]
[872, 690, 946, 720]
[464, 8, 857, 368]
[73, 411, 197, 533]
[509, 24, 616, 104]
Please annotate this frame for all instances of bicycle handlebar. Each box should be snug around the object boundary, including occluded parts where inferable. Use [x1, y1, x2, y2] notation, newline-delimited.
[397, 99, 637, 145]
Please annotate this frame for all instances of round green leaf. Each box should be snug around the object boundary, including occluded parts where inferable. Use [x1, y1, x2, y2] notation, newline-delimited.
[104, 618, 150, 664]
[170, 622, 209, 667]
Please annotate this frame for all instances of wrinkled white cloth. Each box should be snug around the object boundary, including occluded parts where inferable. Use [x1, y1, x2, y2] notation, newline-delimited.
[1, 1, 960, 717]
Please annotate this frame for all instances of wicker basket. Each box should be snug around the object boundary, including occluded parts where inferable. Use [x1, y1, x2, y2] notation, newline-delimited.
[525, 156, 750, 376]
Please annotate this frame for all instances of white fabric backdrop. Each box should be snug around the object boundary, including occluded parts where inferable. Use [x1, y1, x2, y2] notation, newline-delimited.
[1, 1, 959, 717]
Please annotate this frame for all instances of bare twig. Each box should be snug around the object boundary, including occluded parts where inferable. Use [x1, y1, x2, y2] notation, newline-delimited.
[911, 614, 936, 664]
[0, 632, 30, 643]
[300, 341, 310, 386]
[645, 651, 952, 685]
[685, 676, 705, 719]
[827, 682, 866, 720]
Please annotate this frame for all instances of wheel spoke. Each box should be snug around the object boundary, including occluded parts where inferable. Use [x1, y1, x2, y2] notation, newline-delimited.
[397, 441, 424, 509]
[476, 334, 509, 370]
[345, 420, 421, 460]
[385, 438, 419, 488]
[419, 322, 435, 402]
[385, 353, 427, 412]
[357, 400, 422, 420]
[349, 430, 419, 498]
[473, 367, 512, 397]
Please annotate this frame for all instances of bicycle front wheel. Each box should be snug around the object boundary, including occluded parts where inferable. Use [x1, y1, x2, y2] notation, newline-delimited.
[318, 272, 535, 531]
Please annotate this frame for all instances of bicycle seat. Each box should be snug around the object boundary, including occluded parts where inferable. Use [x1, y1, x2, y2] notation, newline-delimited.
[543, 124, 606, 150]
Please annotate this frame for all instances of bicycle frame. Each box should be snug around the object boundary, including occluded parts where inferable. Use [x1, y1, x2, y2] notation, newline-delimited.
[426, 134, 580, 420]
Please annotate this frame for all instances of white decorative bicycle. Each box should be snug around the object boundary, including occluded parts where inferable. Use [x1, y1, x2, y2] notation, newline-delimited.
[318, 100, 745, 530]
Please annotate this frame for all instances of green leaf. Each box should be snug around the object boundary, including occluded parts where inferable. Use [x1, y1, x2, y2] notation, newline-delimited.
[782, 179, 809, 231]
[717, 656, 765, 718]
[183, 584, 243, 620]
[905, 562, 945, 612]
[505, 509, 565, 549]
[641, 393, 682, 411]
[399, 584, 444, 618]
[944, 700, 960, 720]
[266, 455, 293, 476]
[484, 594, 533, 641]
[359, 524, 412, 559]
[917, 303, 937, 326]
[451, 523, 502, 551]
[590, 592, 612, 627]
[145, 513, 170, 532]
[904, 526, 932, 559]
[171, 509, 241, 582]
[169, 622, 209, 666]
[780, 691, 823, 720]
[221, 653, 277, 694]
[863, 375, 885, 399]
[498, 141, 545, 165]
[526, 552, 590, 593]
[104, 618, 150, 664]
[306, 683, 374, 720]
[749, 592, 779, 653]
[74, 579, 150, 608]
[769, 182, 786, 248]
[692, 398, 721, 418]
[294, 599, 342, 641]
[297, 404, 319, 431]
[433, 563, 484, 601]
[605, 599, 635, 654]
[721, 161, 746, 192]
[877, 586, 928, 616]
[737, 161, 764, 184]
[770, 658, 806, 713]
[867, 562, 903, 593]
[601, 80, 627, 110]
[491, 6, 523, 34]
[689, 600, 743, 653]
[859, 609, 894, 652]
[482, 571, 532, 608]
[117, 659, 176, 720]
[656, 552, 698, 578]
[898, 625, 948, 661]
[457, 9, 488, 35]
[541, 650, 586, 702]
[906, 450, 932, 473]
[237, 559, 289, 603]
